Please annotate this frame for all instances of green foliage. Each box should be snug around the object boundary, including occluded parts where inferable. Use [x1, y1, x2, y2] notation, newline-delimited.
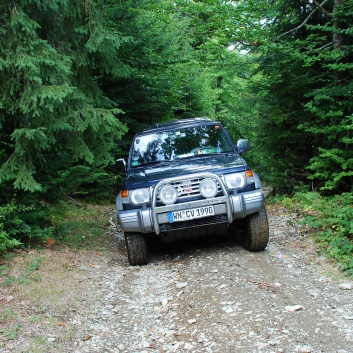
[2, 0, 353, 254]
[101, 0, 261, 141]
[0, 0, 128, 194]
[170, 0, 262, 137]
[287, 192, 353, 276]
[0, 201, 26, 253]
[0, 199, 111, 254]
[248, 0, 353, 194]
[0, 199, 54, 254]
[101, 0, 199, 129]
[3, 323, 21, 340]
[57, 165, 117, 200]
[0, 231, 21, 254]
[0, 0, 131, 248]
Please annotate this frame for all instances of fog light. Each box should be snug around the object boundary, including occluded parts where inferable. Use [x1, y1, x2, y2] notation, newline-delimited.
[159, 185, 178, 205]
[199, 178, 218, 198]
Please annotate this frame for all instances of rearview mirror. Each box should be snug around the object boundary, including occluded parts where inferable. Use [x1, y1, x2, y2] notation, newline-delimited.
[116, 158, 126, 173]
[237, 139, 250, 154]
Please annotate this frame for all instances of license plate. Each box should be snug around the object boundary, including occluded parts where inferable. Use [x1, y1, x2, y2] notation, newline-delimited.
[168, 206, 215, 222]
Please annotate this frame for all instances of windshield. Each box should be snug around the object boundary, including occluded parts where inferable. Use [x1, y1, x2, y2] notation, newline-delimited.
[130, 124, 234, 167]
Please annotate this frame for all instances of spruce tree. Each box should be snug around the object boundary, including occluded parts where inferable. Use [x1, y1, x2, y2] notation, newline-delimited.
[248, 0, 353, 193]
[0, 0, 128, 196]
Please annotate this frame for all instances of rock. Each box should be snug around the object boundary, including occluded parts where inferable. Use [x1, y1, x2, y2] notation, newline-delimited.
[176, 290, 184, 297]
[285, 305, 303, 312]
[222, 307, 234, 314]
[191, 328, 198, 336]
[176, 282, 187, 289]
[299, 345, 312, 353]
[339, 283, 353, 290]
[142, 341, 150, 348]
[184, 342, 193, 349]
[161, 297, 168, 306]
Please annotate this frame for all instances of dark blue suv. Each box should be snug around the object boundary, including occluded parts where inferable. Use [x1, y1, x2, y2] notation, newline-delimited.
[116, 117, 269, 265]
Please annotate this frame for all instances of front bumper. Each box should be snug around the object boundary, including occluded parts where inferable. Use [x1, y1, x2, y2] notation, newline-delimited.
[117, 188, 264, 235]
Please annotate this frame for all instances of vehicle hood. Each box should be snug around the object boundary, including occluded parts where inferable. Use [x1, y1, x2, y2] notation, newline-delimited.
[124, 154, 248, 189]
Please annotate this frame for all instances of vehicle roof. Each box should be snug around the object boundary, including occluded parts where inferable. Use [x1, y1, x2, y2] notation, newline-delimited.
[139, 117, 221, 135]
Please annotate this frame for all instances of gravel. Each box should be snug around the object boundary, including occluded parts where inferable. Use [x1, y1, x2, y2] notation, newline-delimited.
[1, 204, 353, 353]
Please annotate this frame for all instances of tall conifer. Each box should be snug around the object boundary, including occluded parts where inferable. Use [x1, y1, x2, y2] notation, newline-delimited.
[0, 0, 128, 194]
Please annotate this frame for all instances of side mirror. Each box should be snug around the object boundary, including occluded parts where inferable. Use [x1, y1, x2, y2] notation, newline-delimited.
[116, 158, 127, 173]
[237, 139, 250, 154]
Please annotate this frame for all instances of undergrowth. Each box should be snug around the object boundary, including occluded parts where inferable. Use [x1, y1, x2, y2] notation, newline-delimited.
[0, 202, 112, 291]
[0, 200, 112, 255]
[50, 201, 111, 249]
[280, 192, 353, 277]
[0, 200, 54, 253]
[0, 202, 113, 352]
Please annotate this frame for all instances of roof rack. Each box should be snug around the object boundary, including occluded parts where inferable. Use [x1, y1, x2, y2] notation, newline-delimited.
[142, 117, 214, 132]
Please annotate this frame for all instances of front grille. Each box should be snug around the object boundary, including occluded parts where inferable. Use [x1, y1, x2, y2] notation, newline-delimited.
[159, 214, 228, 232]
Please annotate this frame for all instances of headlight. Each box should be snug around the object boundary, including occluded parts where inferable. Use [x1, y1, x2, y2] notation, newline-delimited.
[131, 188, 150, 204]
[159, 185, 178, 205]
[199, 178, 218, 198]
[224, 173, 246, 189]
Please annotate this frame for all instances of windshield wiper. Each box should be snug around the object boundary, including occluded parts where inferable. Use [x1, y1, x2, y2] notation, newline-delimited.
[135, 160, 169, 167]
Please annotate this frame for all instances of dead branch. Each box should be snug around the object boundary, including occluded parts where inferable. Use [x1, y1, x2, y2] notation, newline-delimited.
[276, 0, 331, 40]
[312, 0, 332, 17]
[317, 41, 334, 50]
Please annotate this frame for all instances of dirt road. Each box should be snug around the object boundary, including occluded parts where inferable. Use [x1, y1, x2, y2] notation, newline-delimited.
[1, 204, 353, 352]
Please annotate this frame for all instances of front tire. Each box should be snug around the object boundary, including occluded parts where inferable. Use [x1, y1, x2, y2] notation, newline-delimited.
[241, 207, 269, 251]
[124, 232, 149, 266]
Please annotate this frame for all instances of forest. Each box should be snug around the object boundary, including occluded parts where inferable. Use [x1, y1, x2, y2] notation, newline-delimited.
[1, 0, 353, 274]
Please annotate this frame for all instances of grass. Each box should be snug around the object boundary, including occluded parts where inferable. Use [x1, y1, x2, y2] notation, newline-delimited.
[0, 309, 18, 322]
[50, 201, 113, 249]
[2, 323, 21, 340]
[0, 202, 117, 352]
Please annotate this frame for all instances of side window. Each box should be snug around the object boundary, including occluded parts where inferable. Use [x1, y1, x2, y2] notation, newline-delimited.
[218, 130, 233, 152]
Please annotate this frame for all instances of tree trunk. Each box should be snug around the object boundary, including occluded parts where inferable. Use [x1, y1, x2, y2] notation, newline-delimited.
[333, 0, 345, 50]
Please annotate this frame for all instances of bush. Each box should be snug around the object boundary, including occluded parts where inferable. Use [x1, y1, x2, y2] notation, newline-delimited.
[286, 192, 353, 276]
[0, 199, 54, 254]
[0, 229, 22, 253]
